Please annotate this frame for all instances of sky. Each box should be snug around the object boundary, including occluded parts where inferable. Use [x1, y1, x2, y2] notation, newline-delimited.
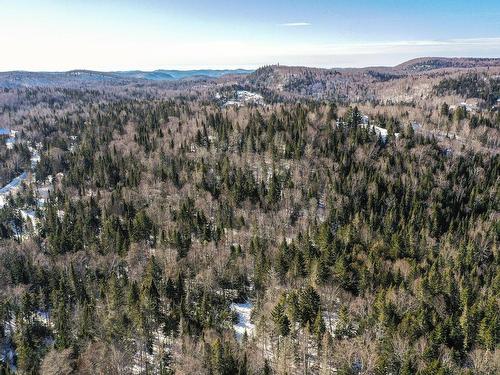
[0, 0, 499, 71]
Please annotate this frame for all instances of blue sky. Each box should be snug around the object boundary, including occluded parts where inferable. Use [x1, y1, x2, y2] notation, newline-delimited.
[0, 0, 499, 70]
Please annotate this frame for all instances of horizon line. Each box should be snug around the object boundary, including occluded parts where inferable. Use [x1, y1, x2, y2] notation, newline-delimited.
[0, 55, 500, 74]
[1, 55, 500, 74]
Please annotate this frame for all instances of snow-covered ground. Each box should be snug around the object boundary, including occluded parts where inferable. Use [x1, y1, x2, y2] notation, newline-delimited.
[0, 172, 28, 208]
[1, 128, 18, 149]
[0, 172, 27, 195]
[358, 114, 401, 142]
[20, 209, 36, 221]
[29, 147, 40, 168]
[230, 301, 255, 341]
[1, 310, 52, 372]
[360, 123, 400, 142]
[223, 91, 264, 107]
[0, 140, 42, 209]
[0, 129, 27, 207]
[131, 329, 170, 374]
[323, 311, 339, 337]
[449, 102, 478, 113]
[20, 209, 38, 231]
[6, 138, 15, 149]
[0, 315, 16, 371]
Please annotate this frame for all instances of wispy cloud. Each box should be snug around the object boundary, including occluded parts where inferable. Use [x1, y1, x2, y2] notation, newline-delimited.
[279, 22, 311, 27]
[315, 37, 500, 54]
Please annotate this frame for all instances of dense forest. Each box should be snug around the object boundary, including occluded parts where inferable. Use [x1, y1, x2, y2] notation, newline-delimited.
[0, 84, 499, 375]
[434, 73, 500, 106]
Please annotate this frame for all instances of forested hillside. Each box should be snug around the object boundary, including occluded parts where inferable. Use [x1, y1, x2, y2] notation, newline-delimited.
[434, 73, 500, 105]
[0, 79, 499, 374]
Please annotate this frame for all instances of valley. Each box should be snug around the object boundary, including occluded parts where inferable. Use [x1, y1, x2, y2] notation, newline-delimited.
[0, 57, 498, 374]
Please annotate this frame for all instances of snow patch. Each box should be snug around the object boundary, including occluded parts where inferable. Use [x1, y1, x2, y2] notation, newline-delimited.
[0, 172, 27, 194]
[223, 91, 264, 107]
[361, 123, 399, 142]
[230, 301, 255, 341]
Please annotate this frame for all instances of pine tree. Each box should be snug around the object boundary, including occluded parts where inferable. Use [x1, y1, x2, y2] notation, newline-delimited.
[313, 310, 326, 348]
[297, 285, 320, 327]
[52, 287, 72, 349]
[271, 301, 290, 338]
[15, 324, 38, 374]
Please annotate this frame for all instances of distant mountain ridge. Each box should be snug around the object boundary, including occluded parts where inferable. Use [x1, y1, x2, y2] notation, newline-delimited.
[0, 70, 129, 89]
[113, 69, 252, 81]
[0, 68, 253, 88]
[1, 58, 499, 89]
[394, 57, 500, 72]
